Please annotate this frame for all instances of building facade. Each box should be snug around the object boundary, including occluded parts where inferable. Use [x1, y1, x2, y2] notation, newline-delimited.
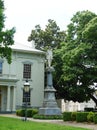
[59, 99, 96, 112]
[0, 43, 45, 112]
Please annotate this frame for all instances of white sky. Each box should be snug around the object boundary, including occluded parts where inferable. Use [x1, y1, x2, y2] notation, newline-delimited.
[4, 0, 97, 45]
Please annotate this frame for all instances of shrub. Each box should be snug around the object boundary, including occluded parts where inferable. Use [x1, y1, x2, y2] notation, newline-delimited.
[76, 112, 89, 122]
[71, 112, 77, 121]
[93, 113, 97, 124]
[16, 108, 38, 117]
[87, 112, 94, 122]
[16, 109, 20, 116]
[16, 109, 25, 117]
[33, 114, 63, 120]
[63, 112, 72, 121]
[32, 109, 38, 117]
[27, 109, 33, 117]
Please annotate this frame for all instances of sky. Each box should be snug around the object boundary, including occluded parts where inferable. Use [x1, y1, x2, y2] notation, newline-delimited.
[4, 0, 97, 45]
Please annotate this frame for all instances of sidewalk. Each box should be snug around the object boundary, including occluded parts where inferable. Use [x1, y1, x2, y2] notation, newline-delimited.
[0, 114, 97, 130]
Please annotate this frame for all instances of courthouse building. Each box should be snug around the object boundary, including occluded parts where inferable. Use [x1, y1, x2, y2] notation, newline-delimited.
[0, 43, 45, 112]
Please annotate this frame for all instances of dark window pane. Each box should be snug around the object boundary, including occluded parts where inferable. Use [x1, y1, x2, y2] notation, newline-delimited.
[23, 64, 31, 79]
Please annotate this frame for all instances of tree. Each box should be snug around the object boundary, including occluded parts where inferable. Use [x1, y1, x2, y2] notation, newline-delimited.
[28, 11, 97, 106]
[28, 19, 66, 50]
[0, 0, 15, 64]
[54, 10, 97, 106]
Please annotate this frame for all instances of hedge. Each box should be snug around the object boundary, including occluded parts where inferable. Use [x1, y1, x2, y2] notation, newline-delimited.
[71, 112, 77, 121]
[63, 112, 72, 121]
[33, 114, 63, 120]
[16, 108, 38, 117]
[16, 109, 97, 123]
[63, 111, 97, 124]
[16, 109, 25, 117]
[87, 112, 94, 122]
[93, 113, 97, 124]
[76, 112, 89, 122]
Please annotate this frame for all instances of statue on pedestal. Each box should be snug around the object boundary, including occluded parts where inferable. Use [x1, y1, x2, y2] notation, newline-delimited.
[39, 47, 61, 115]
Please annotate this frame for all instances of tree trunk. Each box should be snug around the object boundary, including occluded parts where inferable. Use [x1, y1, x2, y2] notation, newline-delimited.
[89, 93, 97, 107]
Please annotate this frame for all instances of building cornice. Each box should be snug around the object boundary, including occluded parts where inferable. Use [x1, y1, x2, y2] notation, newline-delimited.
[11, 42, 45, 55]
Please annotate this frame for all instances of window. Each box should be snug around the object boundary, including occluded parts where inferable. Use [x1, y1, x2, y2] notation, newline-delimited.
[23, 64, 31, 79]
[0, 62, 2, 74]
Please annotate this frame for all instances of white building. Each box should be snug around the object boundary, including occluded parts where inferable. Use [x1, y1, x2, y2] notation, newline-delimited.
[60, 99, 96, 112]
[0, 43, 45, 112]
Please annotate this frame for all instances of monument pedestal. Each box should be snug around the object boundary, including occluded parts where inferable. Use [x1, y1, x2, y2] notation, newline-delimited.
[39, 67, 61, 115]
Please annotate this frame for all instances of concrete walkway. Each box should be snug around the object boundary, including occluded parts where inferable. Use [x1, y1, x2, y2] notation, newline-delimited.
[0, 114, 97, 130]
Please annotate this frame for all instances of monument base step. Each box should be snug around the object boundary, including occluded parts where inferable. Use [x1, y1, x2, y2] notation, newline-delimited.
[39, 107, 61, 115]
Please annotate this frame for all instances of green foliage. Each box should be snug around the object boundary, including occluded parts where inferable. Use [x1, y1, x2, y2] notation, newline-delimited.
[16, 109, 25, 117]
[0, 0, 4, 31]
[63, 111, 77, 121]
[53, 10, 97, 105]
[76, 112, 89, 122]
[33, 114, 63, 120]
[93, 113, 97, 124]
[27, 109, 33, 117]
[66, 10, 96, 43]
[16, 108, 38, 117]
[16, 109, 20, 116]
[71, 112, 77, 121]
[28, 19, 66, 50]
[32, 109, 38, 117]
[82, 17, 97, 42]
[62, 111, 97, 124]
[0, 0, 15, 64]
[63, 112, 72, 121]
[87, 112, 94, 122]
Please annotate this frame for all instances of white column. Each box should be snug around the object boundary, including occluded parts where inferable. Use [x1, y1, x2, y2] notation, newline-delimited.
[12, 86, 16, 111]
[6, 86, 11, 111]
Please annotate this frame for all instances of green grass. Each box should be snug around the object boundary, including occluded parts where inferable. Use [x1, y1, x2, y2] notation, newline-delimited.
[0, 116, 90, 130]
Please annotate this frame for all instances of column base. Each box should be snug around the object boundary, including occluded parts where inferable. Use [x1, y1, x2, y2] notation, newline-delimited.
[39, 107, 61, 115]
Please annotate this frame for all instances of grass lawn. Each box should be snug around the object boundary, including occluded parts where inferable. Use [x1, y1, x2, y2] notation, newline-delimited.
[0, 116, 90, 130]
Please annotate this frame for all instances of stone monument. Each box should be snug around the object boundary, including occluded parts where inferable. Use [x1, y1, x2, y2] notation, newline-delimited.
[39, 48, 61, 115]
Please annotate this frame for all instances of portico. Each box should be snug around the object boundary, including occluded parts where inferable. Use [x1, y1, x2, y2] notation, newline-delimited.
[0, 77, 18, 112]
